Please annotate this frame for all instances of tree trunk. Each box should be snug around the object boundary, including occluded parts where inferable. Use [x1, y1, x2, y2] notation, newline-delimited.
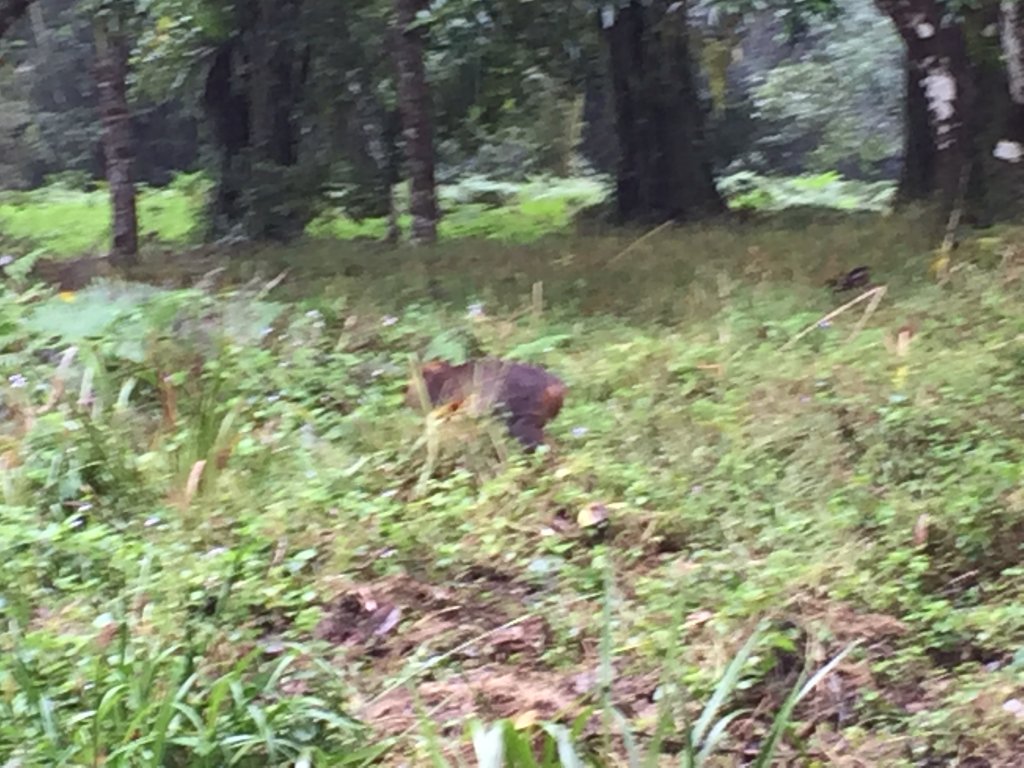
[392, 0, 439, 245]
[201, 1, 317, 242]
[1000, 0, 1024, 143]
[331, 2, 401, 227]
[991, 1, 1024, 202]
[897, 56, 937, 202]
[94, 13, 138, 267]
[602, 0, 725, 225]
[877, 0, 977, 209]
[202, 40, 250, 233]
[0, 0, 32, 39]
[961, 2, 1012, 224]
[580, 70, 618, 175]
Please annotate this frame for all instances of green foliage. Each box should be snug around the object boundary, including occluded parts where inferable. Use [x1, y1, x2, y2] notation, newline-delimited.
[312, 175, 609, 244]
[4, 214, 1024, 764]
[720, 170, 896, 211]
[0, 172, 909, 256]
[739, 0, 903, 179]
[0, 177, 205, 255]
[2, 624, 370, 766]
[421, 621, 855, 766]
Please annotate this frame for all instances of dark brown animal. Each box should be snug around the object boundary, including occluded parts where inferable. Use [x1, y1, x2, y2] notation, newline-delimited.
[826, 266, 871, 293]
[406, 358, 567, 451]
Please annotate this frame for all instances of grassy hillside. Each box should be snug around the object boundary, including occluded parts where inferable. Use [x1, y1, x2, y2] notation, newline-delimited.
[2, 204, 1023, 765]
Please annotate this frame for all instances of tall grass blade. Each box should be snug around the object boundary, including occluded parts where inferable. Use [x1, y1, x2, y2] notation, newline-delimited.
[694, 709, 747, 764]
[644, 589, 691, 768]
[690, 624, 764, 748]
[540, 723, 585, 768]
[411, 683, 454, 768]
[751, 642, 859, 768]
[503, 722, 542, 768]
[471, 719, 507, 768]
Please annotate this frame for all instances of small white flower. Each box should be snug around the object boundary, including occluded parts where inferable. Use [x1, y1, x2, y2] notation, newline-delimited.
[467, 302, 486, 320]
[381, 315, 399, 327]
[572, 426, 589, 438]
[144, 516, 161, 527]
[8, 373, 27, 388]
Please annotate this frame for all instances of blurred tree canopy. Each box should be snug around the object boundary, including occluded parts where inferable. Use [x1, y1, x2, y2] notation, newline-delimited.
[1, 0, 1023, 242]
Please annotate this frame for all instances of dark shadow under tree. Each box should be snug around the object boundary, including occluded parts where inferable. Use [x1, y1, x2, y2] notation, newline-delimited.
[0, 0, 32, 39]
[202, 0, 319, 242]
[602, 0, 725, 224]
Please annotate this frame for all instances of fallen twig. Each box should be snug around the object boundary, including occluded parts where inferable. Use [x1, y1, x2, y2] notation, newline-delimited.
[781, 285, 887, 351]
[255, 269, 289, 300]
[932, 163, 969, 283]
[844, 284, 887, 344]
[607, 219, 674, 265]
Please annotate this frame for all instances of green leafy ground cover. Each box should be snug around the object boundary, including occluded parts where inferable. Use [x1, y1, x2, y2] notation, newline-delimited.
[0, 172, 892, 256]
[2, 192, 1024, 765]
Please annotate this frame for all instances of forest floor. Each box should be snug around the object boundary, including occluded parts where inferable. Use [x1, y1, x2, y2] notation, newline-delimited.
[3, 182, 1024, 766]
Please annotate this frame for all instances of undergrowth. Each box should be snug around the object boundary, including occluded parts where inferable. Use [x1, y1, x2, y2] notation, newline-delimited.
[0, 171, 894, 257]
[2, 212, 1024, 765]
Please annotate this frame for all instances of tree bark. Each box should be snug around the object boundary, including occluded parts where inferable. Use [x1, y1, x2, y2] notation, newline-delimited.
[1000, 1, 1024, 138]
[94, 13, 138, 267]
[897, 56, 937, 202]
[201, 1, 316, 241]
[996, 2, 1024, 163]
[0, 0, 32, 39]
[602, 0, 725, 224]
[876, 0, 977, 209]
[202, 40, 250, 232]
[330, 0, 402, 227]
[392, 0, 439, 245]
